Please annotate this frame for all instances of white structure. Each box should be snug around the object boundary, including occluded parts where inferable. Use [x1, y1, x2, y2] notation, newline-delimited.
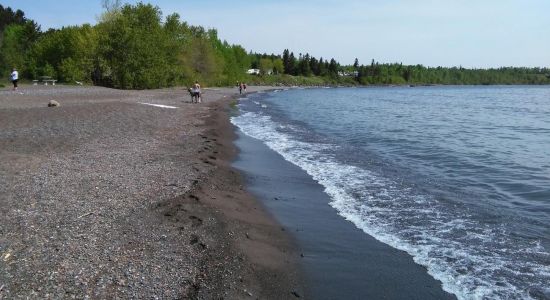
[338, 71, 359, 77]
[247, 69, 260, 75]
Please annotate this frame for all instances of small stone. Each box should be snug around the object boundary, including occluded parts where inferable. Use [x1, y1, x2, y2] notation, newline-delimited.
[48, 100, 60, 107]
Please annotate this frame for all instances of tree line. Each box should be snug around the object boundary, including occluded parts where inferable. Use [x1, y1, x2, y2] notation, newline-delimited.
[250, 53, 550, 85]
[1, 3, 549, 89]
[0, 2, 251, 89]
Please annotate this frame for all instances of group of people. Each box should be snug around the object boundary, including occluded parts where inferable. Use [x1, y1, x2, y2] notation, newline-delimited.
[238, 82, 247, 94]
[187, 81, 249, 104]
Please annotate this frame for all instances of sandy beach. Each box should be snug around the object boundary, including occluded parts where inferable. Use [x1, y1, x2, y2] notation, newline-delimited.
[0, 85, 304, 299]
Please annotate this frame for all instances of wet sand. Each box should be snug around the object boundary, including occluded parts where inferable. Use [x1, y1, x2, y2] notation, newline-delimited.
[234, 129, 456, 300]
[0, 85, 303, 299]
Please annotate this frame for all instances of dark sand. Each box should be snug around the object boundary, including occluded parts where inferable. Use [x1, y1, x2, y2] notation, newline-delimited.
[0, 85, 303, 299]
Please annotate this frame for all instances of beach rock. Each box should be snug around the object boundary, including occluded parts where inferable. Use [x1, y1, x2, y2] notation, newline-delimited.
[291, 290, 301, 298]
[47, 100, 60, 107]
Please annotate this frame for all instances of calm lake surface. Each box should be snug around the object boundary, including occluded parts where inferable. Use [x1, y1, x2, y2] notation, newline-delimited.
[231, 86, 550, 300]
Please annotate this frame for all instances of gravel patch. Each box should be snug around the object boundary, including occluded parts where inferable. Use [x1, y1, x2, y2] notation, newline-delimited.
[0, 85, 303, 299]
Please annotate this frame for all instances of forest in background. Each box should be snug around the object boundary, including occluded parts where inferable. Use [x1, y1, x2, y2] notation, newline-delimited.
[1, 2, 550, 89]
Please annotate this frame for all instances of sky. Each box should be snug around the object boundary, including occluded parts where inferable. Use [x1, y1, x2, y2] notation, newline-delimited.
[3, 0, 549, 68]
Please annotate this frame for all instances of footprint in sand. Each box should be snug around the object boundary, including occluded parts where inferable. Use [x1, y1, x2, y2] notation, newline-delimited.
[201, 159, 214, 165]
[189, 235, 207, 249]
[189, 216, 203, 227]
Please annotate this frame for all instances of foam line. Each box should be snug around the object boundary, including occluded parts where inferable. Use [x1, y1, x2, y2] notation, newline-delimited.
[139, 103, 178, 109]
[231, 107, 549, 300]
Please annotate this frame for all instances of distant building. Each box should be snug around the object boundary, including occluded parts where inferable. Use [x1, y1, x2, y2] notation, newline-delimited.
[338, 71, 359, 77]
[247, 69, 260, 75]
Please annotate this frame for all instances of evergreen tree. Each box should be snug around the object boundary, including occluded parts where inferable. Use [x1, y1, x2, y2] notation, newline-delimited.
[318, 58, 328, 76]
[328, 58, 338, 77]
[299, 53, 312, 76]
[310, 56, 319, 76]
[288, 52, 296, 75]
[282, 48, 290, 73]
[0, 5, 27, 32]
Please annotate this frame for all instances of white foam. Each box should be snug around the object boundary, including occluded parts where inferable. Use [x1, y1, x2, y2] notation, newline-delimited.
[139, 103, 178, 109]
[231, 109, 549, 300]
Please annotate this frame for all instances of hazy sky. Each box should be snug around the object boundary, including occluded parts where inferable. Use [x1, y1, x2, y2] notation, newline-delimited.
[3, 0, 549, 68]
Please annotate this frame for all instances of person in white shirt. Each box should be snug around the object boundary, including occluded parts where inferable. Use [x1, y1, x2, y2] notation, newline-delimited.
[10, 68, 19, 91]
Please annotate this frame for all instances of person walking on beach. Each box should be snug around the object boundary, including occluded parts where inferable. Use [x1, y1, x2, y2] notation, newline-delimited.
[10, 68, 19, 91]
[192, 80, 201, 103]
[239, 82, 243, 94]
[243, 83, 247, 93]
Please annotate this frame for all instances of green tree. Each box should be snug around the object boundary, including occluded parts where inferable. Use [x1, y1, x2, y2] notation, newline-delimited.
[287, 52, 297, 75]
[282, 49, 290, 74]
[0, 23, 39, 76]
[0, 5, 26, 33]
[273, 58, 284, 75]
[328, 58, 338, 77]
[0, 4, 41, 76]
[299, 53, 312, 76]
[259, 58, 273, 75]
[1, 25, 25, 73]
[97, 3, 177, 88]
[27, 24, 97, 81]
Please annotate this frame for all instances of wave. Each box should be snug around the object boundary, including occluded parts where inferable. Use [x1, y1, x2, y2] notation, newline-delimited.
[231, 106, 550, 300]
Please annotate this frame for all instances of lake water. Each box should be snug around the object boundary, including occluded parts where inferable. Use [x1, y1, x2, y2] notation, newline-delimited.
[231, 86, 550, 300]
